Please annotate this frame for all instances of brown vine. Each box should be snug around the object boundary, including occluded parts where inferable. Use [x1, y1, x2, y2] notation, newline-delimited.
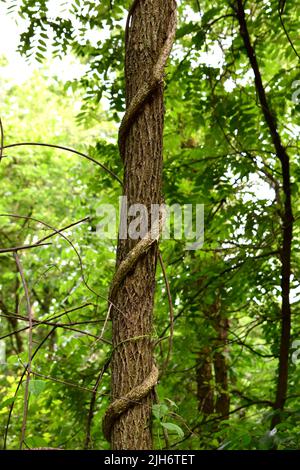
[103, 364, 159, 442]
[118, 1, 177, 161]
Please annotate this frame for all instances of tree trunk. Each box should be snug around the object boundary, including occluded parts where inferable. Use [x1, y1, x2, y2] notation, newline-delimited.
[104, 0, 176, 450]
[235, 0, 294, 428]
[212, 297, 229, 420]
[196, 347, 214, 415]
[210, 292, 229, 419]
[196, 292, 230, 421]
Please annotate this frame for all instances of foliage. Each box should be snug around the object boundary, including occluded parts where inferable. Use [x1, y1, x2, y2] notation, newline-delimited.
[0, 0, 300, 450]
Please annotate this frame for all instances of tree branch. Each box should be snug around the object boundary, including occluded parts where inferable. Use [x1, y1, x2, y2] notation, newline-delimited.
[3, 142, 122, 185]
[14, 252, 33, 449]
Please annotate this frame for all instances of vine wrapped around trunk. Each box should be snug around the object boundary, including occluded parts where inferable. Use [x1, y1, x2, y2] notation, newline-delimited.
[103, 0, 177, 450]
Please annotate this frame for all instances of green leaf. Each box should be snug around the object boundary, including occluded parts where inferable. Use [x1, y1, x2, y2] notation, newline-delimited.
[25, 436, 49, 449]
[161, 422, 184, 438]
[28, 380, 47, 396]
[0, 397, 15, 409]
[164, 398, 178, 409]
[176, 22, 199, 39]
[152, 403, 169, 420]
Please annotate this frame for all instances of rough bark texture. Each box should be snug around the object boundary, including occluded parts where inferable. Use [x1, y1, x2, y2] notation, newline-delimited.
[213, 315, 230, 419]
[196, 293, 230, 420]
[196, 347, 214, 415]
[108, 0, 177, 450]
[235, 0, 293, 428]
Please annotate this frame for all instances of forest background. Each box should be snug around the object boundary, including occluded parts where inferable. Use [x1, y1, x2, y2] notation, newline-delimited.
[0, 0, 299, 451]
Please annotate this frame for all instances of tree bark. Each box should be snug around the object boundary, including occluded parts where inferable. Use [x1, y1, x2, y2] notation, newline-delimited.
[212, 296, 229, 420]
[213, 329, 229, 419]
[196, 347, 214, 415]
[235, 0, 294, 428]
[196, 293, 230, 420]
[105, 0, 177, 450]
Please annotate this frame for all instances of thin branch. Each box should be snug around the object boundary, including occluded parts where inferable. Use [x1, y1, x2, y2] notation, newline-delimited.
[0, 302, 111, 345]
[3, 142, 123, 185]
[0, 242, 51, 255]
[84, 358, 111, 449]
[206, 13, 234, 30]
[0, 214, 89, 262]
[231, 389, 274, 406]
[0, 312, 106, 327]
[31, 371, 103, 394]
[160, 250, 279, 338]
[3, 327, 58, 450]
[125, 0, 139, 43]
[0, 320, 112, 345]
[278, 8, 300, 60]
[0, 298, 23, 353]
[0, 213, 122, 315]
[158, 251, 174, 376]
[169, 400, 273, 449]
[37, 217, 89, 244]
[40, 302, 95, 324]
[14, 252, 33, 450]
[95, 303, 112, 345]
[0, 117, 4, 164]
